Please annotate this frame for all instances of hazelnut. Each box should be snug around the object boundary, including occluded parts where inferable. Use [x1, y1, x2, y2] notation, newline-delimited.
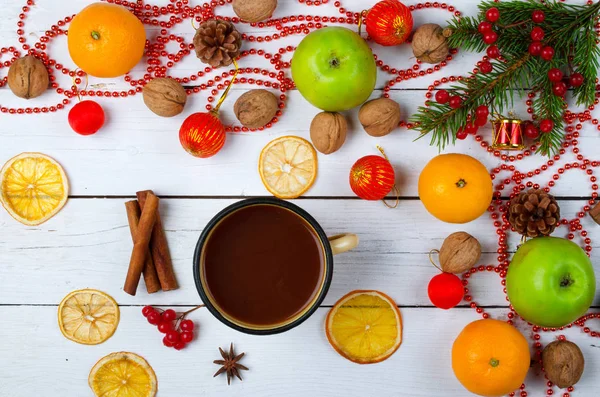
[310, 112, 347, 155]
[232, 0, 277, 23]
[542, 341, 585, 388]
[439, 232, 481, 274]
[142, 78, 187, 117]
[7, 56, 49, 99]
[233, 89, 278, 129]
[358, 98, 401, 137]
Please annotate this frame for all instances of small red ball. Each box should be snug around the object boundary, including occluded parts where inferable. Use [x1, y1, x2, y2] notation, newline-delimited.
[553, 81, 567, 96]
[475, 115, 488, 127]
[528, 41, 542, 56]
[485, 7, 500, 23]
[475, 105, 489, 119]
[482, 31, 498, 44]
[349, 155, 395, 200]
[486, 45, 500, 59]
[428, 272, 464, 310]
[435, 89, 450, 104]
[449, 95, 462, 109]
[179, 111, 226, 158]
[456, 127, 468, 140]
[540, 46, 555, 61]
[540, 119, 554, 133]
[365, 0, 414, 46]
[530, 26, 544, 41]
[479, 61, 493, 74]
[524, 123, 540, 139]
[68, 100, 105, 135]
[532, 10, 545, 23]
[569, 72, 584, 87]
[478, 21, 493, 34]
[547, 68, 563, 83]
[465, 122, 478, 135]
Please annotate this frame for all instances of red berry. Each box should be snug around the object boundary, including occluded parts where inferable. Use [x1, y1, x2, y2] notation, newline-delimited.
[569, 72, 584, 87]
[547, 68, 563, 83]
[532, 10, 545, 23]
[158, 321, 173, 334]
[435, 89, 450, 104]
[465, 122, 478, 135]
[482, 31, 498, 45]
[528, 41, 542, 56]
[163, 336, 174, 348]
[475, 115, 488, 127]
[524, 123, 540, 140]
[142, 306, 155, 317]
[428, 272, 464, 310]
[181, 331, 194, 343]
[486, 7, 500, 23]
[174, 342, 186, 351]
[162, 309, 177, 322]
[68, 100, 105, 136]
[166, 330, 181, 344]
[147, 311, 161, 325]
[456, 128, 468, 140]
[478, 21, 493, 33]
[540, 119, 554, 133]
[540, 46, 554, 61]
[486, 45, 500, 59]
[530, 27, 544, 41]
[449, 95, 462, 109]
[180, 319, 195, 332]
[552, 82, 567, 97]
[479, 61, 493, 74]
[475, 105, 489, 119]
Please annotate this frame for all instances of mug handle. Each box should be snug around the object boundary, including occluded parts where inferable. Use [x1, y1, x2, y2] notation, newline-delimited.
[328, 233, 359, 255]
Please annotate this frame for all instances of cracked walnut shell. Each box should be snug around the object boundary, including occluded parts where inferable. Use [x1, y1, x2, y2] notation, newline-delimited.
[143, 78, 187, 117]
[233, 89, 278, 129]
[7, 56, 49, 99]
[358, 98, 401, 137]
[310, 112, 347, 154]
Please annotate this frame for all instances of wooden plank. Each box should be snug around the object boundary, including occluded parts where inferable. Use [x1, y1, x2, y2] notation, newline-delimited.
[1, 198, 597, 306]
[0, 306, 598, 396]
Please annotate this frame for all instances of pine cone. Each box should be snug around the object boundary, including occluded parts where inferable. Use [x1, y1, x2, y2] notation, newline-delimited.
[508, 189, 560, 237]
[193, 19, 242, 68]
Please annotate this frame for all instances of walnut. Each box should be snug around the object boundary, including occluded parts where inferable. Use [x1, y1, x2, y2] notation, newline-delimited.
[358, 98, 401, 137]
[310, 112, 347, 154]
[542, 341, 585, 388]
[233, 89, 278, 129]
[142, 78, 187, 117]
[411, 24, 450, 64]
[7, 56, 49, 99]
[439, 231, 481, 274]
[232, 0, 277, 23]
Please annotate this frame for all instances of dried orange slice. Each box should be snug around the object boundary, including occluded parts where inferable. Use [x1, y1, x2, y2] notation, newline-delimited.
[89, 352, 158, 397]
[0, 152, 69, 226]
[58, 289, 119, 345]
[326, 290, 402, 364]
[258, 135, 317, 198]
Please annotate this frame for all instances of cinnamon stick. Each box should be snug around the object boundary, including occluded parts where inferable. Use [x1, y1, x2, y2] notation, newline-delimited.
[124, 193, 159, 296]
[125, 200, 161, 293]
[137, 190, 178, 291]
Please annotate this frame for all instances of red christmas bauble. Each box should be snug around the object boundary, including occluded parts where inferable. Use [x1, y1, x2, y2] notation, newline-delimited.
[349, 155, 395, 200]
[68, 100, 105, 135]
[365, 0, 413, 46]
[179, 111, 226, 158]
[428, 272, 464, 310]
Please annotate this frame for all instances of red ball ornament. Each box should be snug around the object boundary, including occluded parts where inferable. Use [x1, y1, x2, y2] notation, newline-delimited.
[435, 89, 450, 104]
[428, 272, 464, 310]
[179, 111, 226, 158]
[349, 155, 395, 200]
[532, 10, 545, 23]
[68, 100, 105, 135]
[365, 0, 413, 46]
[485, 7, 500, 23]
[569, 72, 584, 87]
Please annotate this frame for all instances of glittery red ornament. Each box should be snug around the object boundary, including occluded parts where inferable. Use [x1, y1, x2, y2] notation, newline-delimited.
[68, 100, 105, 135]
[428, 272, 464, 309]
[179, 111, 226, 158]
[365, 0, 413, 46]
[349, 154, 395, 200]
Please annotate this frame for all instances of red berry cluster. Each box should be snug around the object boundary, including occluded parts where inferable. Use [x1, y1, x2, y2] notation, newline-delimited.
[527, 10, 554, 61]
[477, 8, 504, 74]
[548, 67, 585, 98]
[142, 305, 196, 350]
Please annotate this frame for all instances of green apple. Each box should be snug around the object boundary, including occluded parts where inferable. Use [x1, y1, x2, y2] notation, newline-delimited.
[506, 237, 596, 327]
[291, 26, 377, 112]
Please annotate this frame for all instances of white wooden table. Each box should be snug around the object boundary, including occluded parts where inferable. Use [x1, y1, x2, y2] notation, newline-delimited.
[1, 0, 599, 396]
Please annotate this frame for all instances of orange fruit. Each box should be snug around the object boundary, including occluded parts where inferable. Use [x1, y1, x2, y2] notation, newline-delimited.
[68, 3, 146, 78]
[452, 319, 530, 397]
[418, 153, 492, 223]
[89, 352, 157, 397]
[326, 290, 402, 364]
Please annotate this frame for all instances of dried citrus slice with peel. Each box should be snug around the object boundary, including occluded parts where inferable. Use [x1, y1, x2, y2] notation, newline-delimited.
[58, 289, 120, 345]
[0, 152, 69, 226]
[259, 135, 317, 198]
[326, 290, 402, 364]
[89, 352, 158, 397]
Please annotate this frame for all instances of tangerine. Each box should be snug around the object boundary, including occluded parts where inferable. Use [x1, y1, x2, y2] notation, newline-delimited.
[452, 319, 530, 397]
[418, 153, 492, 223]
[68, 3, 146, 78]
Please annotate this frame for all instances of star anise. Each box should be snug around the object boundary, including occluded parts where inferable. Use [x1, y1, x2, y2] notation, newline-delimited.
[213, 343, 248, 385]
